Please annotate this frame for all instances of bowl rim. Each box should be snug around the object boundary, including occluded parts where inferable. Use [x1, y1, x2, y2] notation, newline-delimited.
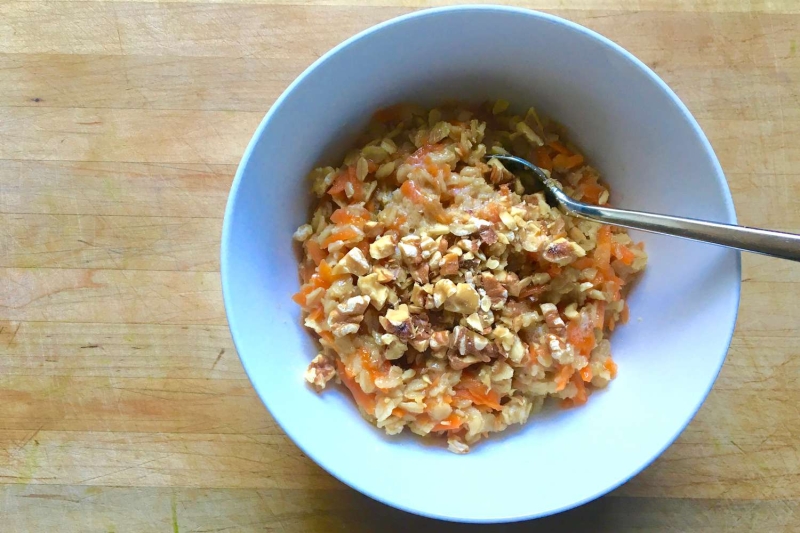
[221, 4, 742, 523]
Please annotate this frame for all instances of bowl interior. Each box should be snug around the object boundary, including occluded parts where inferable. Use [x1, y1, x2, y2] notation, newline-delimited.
[221, 7, 740, 523]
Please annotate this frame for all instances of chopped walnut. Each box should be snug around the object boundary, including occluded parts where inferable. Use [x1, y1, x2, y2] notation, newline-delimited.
[542, 238, 586, 266]
[332, 247, 371, 276]
[380, 333, 408, 360]
[480, 273, 508, 309]
[448, 325, 495, 370]
[328, 295, 371, 337]
[540, 303, 566, 333]
[379, 304, 413, 340]
[398, 241, 421, 263]
[293, 224, 313, 242]
[410, 263, 430, 284]
[357, 273, 389, 310]
[439, 253, 460, 276]
[429, 330, 451, 351]
[370, 234, 396, 259]
[304, 353, 336, 391]
[373, 265, 396, 283]
[444, 283, 480, 314]
[521, 223, 547, 252]
[432, 279, 457, 308]
[447, 435, 470, 454]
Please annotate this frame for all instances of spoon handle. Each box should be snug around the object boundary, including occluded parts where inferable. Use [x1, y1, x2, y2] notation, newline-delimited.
[490, 154, 800, 261]
[564, 199, 800, 262]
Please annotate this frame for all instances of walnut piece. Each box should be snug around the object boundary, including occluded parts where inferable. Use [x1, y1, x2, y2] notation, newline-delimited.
[448, 325, 493, 370]
[328, 295, 371, 337]
[480, 273, 508, 309]
[332, 247, 370, 276]
[380, 333, 408, 360]
[432, 279, 457, 308]
[444, 283, 480, 314]
[439, 253, 460, 276]
[542, 237, 586, 266]
[357, 273, 389, 310]
[379, 304, 413, 340]
[540, 303, 566, 333]
[304, 354, 336, 391]
[370, 234, 396, 259]
[293, 224, 313, 242]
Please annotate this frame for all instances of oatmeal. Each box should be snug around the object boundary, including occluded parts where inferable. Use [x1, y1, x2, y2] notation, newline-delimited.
[292, 101, 647, 453]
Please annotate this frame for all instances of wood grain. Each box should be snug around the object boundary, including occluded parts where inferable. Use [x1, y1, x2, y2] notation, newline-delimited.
[1, 0, 799, 530]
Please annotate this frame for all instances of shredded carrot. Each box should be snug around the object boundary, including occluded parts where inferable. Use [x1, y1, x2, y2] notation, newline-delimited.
[335, 360, 376, 415]
[317, 260, 334, 284]
[400, 179, 425, 203]
[612, 242, 636, 266]
[400, 179, 449, 223]
[571, 373, 588, 405]
[330, 205, 370, 228]
[534, 146, 553, 171]
[593, 301, 606, 330]
[391, 407, 406, 418]
[431, 412, 464, 432]
[307, 306, 324, 323]
[454, 377, 503, 410]
[547, 263, 562, 279]
[566, 319, 595, 356]
[321, 227, 361, 248]
[292, 259, 348, 306]
[358, 346, 389, 383]
[580, 181, 605, 204]
[291, 291, 307, 306]
[594, 225, 613, 278]
[571, 257, 594, 270]
[579, 365, 593, 383]
[406, 143, 443, 167]
[604, 357, 618, 378]
[477, 202, 502, 223]
[548, 140, 570, 155]
[555, 364, 574, 392]
[305, 240, 326, 266]
[553, 153, 584, 171]
[425, 159, 440, 176]
[327, 166, 363, 200]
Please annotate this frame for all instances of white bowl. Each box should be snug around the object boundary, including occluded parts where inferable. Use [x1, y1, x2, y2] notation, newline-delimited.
[221, 6, 740, 523]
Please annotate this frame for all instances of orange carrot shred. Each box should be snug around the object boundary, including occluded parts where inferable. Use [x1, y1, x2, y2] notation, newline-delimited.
[612, 242, 636, 266]
[431, 412, 464, 432]
[321, 227, 361, 248]
[555, 365, 574, 392]
[604, 357, 618, 379]
[534, 146, 553, 171]
[335, 360, 376, 415]
[305, 240, 326, 266]
[548, 140, 571, 155]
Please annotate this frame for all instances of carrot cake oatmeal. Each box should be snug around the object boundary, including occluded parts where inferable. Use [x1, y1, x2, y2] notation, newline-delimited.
[292, 101, 647, 453]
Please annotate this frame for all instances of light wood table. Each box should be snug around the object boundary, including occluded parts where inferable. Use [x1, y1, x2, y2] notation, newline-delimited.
[1, 1, 799, 531]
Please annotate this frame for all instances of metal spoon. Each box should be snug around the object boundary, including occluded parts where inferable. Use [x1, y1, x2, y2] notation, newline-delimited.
[489, 154, 800, 262]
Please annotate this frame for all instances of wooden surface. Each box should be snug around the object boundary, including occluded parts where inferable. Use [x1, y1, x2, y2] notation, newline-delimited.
[1, 0, 799, 530]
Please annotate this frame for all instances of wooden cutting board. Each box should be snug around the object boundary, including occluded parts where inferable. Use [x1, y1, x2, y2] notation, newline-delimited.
[1, 1, 799, 530]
